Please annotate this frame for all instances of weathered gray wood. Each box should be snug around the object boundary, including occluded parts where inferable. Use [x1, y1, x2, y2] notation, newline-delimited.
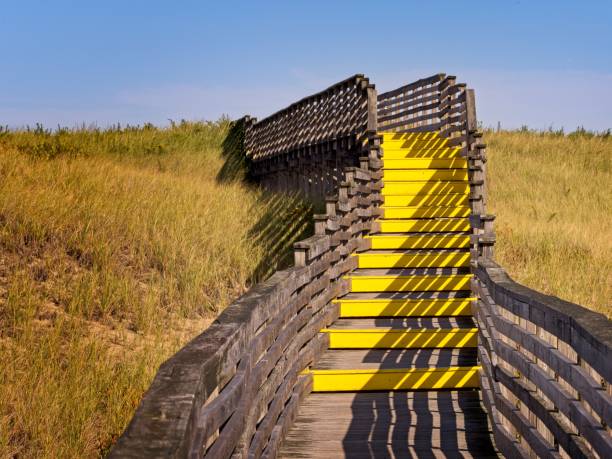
[474, 261, 612, 458]
[483, 293, 612, 426]
[278, 391, 500, 458]
[476, 259, 612, 382]
[494, 363, 595, 459]
[479, 350, 531, 459]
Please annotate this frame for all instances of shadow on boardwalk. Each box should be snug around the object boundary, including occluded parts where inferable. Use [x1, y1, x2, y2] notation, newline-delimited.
[343, 389, 499, 458]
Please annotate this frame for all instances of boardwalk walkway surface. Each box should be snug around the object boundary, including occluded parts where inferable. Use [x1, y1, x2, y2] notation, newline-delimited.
[281, 391, 497, 458]
[280, 132, 499, 458]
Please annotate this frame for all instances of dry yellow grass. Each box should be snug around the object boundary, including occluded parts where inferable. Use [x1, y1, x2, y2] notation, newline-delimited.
[1, 123, 609, 457]
[486, 130, 611, 317]
[0, 120, 312, 457]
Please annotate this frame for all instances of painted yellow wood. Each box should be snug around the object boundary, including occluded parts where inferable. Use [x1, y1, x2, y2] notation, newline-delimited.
[306, 366, 481, 391]
[355, 252, 470, 269]
[383, 169, 468, 182]
[383, 193, 469, 207]
[367, 234, 470, 250]
[321, 328, 478, 349]
[381, 147, 462, 159]
[382, 181, 469, 196]
[336, 298, 474, 317]
[383, 157, 467, 169]
[381, 137, 448, 149]
[381, 131, 440, 140]
[378, 218, 470, 233]
[347, 274, 473, 293]
[381, 205, 470, 219]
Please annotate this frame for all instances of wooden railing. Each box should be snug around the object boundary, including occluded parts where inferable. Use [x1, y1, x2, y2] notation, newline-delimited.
[110, 77, 383, 458]
[110, 73, 611, 459]
[475, 259, 612, 459]
[245, 74, 377, 198]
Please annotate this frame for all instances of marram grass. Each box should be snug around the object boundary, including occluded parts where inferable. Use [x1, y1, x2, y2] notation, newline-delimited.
[0, 124, 609, 457]
[486, 130, 611, 318]
[0, 120, 313, 458]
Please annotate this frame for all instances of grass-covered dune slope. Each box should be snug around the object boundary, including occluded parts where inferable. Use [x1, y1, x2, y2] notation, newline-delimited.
[0, 123, 609, 457]
[486, 130, 611, 318]
[0, 120, 313, 458]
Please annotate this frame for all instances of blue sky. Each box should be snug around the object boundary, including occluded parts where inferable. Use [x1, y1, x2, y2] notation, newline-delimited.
[1, 0, 611, 130]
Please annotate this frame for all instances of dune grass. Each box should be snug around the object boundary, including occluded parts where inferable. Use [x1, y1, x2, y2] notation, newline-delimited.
[0, 122, 609, 457]
[485, 129, 611, 317]
[0, 120, 313, 458]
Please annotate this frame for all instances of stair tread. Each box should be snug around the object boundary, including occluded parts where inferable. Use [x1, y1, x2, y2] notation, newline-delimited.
[348, 268, 471, 276]
[382, 193, 469, 207]
[278, 391, 500, 459]
[368, 232, 471, 237]
[339, 291, 473, 300]
[383, 191, 468, 195]
[382, 180, 468, 183]
[381, 204, 470, 208]
[380, 217, 469, 222]
[358, 249, 469, 255]
[327, 317, 477, 330]
[313, 348, 478, 371]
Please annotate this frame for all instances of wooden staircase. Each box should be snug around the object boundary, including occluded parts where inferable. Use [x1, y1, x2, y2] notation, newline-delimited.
[279, 132, 498, 458]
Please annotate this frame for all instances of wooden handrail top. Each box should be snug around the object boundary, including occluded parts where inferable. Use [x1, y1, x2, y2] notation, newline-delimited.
[377, 73, 446, 101]
[249, 74, 369, 127]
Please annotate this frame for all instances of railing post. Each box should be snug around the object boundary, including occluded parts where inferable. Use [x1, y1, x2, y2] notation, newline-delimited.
[465, 88, 495, 261]
[366, 84, 377, 134]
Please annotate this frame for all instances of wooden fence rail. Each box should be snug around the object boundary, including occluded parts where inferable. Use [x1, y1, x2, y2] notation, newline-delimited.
[475, 259, 612, 459]
[245, 74, 377, 199]
[110, 78, 383, 458]
[456, 77, 612, 458]
[109, 73, 611, 459]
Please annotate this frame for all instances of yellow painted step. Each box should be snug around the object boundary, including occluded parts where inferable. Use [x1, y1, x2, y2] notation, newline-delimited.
[382, 181, 469, 196]
[380, 131, 441, 141]
[321, 328, 478, 349]
[368, 234, 470, 250]
[383, 158, 467, 169]
[378, 218, 470, 233]
[383, 193, 469, 207]
[382, 138, 448, 149]
[336, 297, 474, 317]
[307, 366, 480, 392]
[355, 252, 470, 269]
[382, 147, 462, 159]
[383, 169, 468, 182]
[347, 274, 472, 293]
[381, 206, 470, 219]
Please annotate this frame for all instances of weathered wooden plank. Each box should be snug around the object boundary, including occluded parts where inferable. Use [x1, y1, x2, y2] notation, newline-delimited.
[494, 363, 595, 459]
[484, 296, 612, 426]
[475, 280, 612, 458]
[475, 260, 612, 383]
[260, 375, 313, 459]
[278, 390, 499, 458]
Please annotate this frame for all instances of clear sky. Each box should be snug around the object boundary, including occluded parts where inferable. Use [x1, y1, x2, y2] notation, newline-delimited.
[1, 0, 611, 130]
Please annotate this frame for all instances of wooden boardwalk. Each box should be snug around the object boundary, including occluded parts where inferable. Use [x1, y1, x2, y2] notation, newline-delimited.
[281, 132, 499, 458]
